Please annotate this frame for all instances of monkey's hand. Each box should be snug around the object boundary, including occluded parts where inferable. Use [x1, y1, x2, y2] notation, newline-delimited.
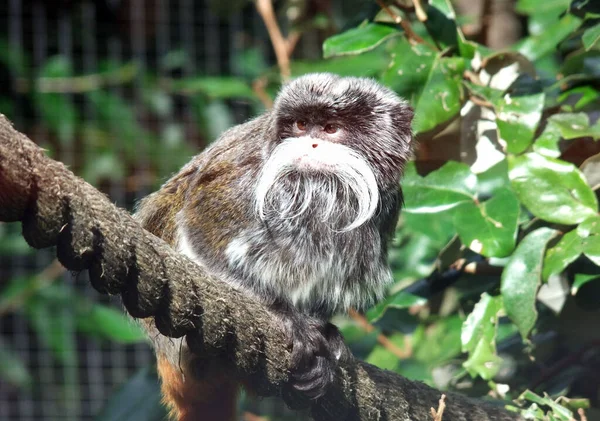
[277, 309, 350, 400]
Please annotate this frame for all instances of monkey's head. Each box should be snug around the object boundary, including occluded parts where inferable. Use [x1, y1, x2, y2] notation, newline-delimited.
[256, 73, 413, 231]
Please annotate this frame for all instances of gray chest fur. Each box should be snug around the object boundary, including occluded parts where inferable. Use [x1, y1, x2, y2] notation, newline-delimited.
[224, 212, 391, 317]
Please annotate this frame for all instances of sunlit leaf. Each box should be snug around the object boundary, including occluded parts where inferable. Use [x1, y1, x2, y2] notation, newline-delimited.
[583, 23, 600, 51]
[495, 92, 545, 154]
[323, 23, 400, 58]
[508, 153, 598, 225]
[453, 188, 519, 258]
[534, 112, 600, 157]
[367, 290, 427, 322]
[543, 230, 583, 280]
[501, 227, 559, 339]
[514, 14, 582, 61]
[583, 235, 600, 266]
[413, 56, 466, 134]
[381, 40, 436, 103]
[403, 161, 477, 214]
[572, 273, 600, 295]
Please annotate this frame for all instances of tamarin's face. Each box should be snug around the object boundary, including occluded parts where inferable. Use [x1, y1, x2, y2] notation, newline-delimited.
[255, 73, 413, 231]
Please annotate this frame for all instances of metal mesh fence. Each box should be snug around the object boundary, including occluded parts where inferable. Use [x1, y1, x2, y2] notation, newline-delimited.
[0, 1, 318, 419]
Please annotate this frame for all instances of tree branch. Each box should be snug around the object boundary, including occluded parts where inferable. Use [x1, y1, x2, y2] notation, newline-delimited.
[0, 114, 522, 421]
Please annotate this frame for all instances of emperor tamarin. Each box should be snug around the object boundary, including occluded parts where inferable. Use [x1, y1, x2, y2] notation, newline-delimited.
[135, 73, 413, 420]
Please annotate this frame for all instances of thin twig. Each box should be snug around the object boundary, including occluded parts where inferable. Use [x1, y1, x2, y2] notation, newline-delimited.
[286, 30, 302, 57]
[348, 308, 412, 359]
[243, 412, 269, 421]
[412, 0, 428, 22]
[252, 76, 274, 109]
[256, 0, 292, 80]
[376, 0, 425, 45]
[430, 394, 447, 421]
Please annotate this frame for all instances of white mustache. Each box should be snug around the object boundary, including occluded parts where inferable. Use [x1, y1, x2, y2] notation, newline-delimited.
[255, 136, 379, 231]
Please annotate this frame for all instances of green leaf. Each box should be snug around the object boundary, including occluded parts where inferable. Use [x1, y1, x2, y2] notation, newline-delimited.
[366, 290, 427, 322]
[519, 390, 575, 421]
[34, 56, 78, 145]
[25, 293, 77, 365]
[424, 0, 458, 48]
[403, 161, 477, 214]
[583, 235, 600, 266]
[514, 14, 582, 61]
[534, 112, 600, 157]
[577, 215, 600, 237]
[413, 316, 463, 365]
[88, 91, 150, 159]
[171, 77, 255, 99]
[365, 334, 406, 370]
[453, 188, 519, 258]
[413, 56, 466, 134]
[501, 227, 559, 339]
[381, 40, 436, 103]
[583, 23, 600, 51]
[96, 368, 167, 421]
[543, 230, 584, 280]
[476, 159, 510, 197]
[0, 339, 32, 389]
[461, 293, 502, 351]
[76, 302, 146, 344]
[572, 273, 600, 294]
[494, 92, 545, 154]
[516, 0, 570, 14]
[292, 49, 390, 78]
[323, 23, 400, 58]
[557, 86, 600, 111]
[508, 153, 598, 224]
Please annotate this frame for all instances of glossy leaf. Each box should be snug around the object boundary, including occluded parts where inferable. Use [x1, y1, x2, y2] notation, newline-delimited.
[583, 23, 600, 51]
[543, 230, 583, 280]
[501, 227, 559, 339]
[412, 56, 466, 134]
[381, 40, 436, 103]
[534, 112, 600, 157]
[367, 290, 427, 322]
[323, 23, 400, 58]
[292, 49, 389, 77]
[495, 92, 545, 154]
[461, 294, 500, 353]
[515, 14, 582, 61]
[516, 0, 570, 14]
[509, 153, 598, 225]
[403, 161, 477, 214]
[454, 188, 519, 258]
[583, 235, 600, 266]
[572, 273, 600, 295]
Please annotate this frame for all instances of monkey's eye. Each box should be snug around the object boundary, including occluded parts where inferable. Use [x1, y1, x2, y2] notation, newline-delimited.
[296, 120, 307, 131]
[324, 124, 338, 134]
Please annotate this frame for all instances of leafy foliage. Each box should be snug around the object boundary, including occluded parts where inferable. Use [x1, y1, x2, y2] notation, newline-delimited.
[1, 0, 600, 419]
